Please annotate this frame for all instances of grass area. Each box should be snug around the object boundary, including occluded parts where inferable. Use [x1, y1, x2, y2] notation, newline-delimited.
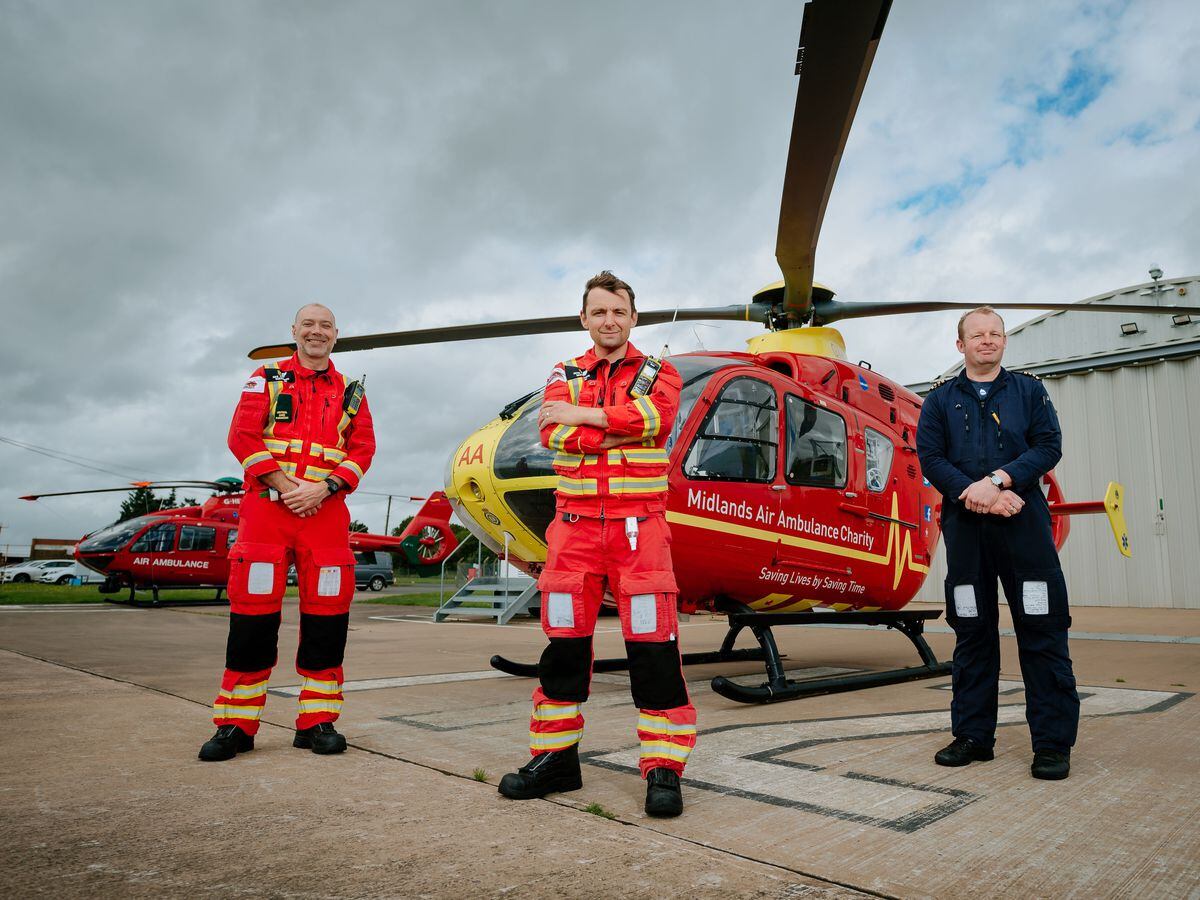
[472, 768, 489, 783]
[0, 582, 299, 605]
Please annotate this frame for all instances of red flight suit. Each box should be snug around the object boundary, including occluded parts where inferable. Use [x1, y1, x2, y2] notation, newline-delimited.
[211, 353, 375, 735]
[530, 341, 696, 776]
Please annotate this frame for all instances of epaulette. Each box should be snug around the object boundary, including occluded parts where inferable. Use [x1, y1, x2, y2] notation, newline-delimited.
[929, 375, 953, 390]
[1014, 370, 1042, 381]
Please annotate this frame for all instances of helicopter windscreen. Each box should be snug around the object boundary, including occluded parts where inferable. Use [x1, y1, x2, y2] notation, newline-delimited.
[77, 515, 161, 553]
[666, 356, 751, 453]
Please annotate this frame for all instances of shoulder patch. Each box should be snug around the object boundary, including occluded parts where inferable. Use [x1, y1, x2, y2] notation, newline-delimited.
[546, 365, 567, 386]
[1016, 370, 1042, 381]
[563, 364, 590, 380]
[265, 369, 295, 384]
[242, 375, 265, 394]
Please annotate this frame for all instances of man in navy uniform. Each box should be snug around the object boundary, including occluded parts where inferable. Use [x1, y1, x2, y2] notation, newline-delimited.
[916, 306, 1079, 780]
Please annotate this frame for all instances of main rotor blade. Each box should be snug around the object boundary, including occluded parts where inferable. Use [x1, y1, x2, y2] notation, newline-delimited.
[776, 0, 892, 323]
[248, 305, 772, 359]
[812, 297, 1200, 325]
[20, 481, 241, 501]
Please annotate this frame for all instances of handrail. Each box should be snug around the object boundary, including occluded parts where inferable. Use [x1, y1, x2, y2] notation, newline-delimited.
[438, 533, 480, 603]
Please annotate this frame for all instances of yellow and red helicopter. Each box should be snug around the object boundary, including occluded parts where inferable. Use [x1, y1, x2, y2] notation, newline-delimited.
[247, 0, 1195, 701]
[19, 480, 457, 606]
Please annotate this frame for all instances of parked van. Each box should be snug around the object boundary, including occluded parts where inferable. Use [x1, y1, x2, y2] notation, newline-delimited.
[286, 551, 395, 592]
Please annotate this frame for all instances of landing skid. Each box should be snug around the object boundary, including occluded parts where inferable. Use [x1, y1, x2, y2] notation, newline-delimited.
[489, 608, 951, 704]
[103, 579, 228, 608]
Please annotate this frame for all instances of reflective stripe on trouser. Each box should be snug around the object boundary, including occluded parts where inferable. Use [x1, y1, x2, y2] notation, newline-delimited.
[212, 668, 270, 735]
[637, 706, 697, 776]
[295, 666, 345, 730]
[528, 687, 584, 753]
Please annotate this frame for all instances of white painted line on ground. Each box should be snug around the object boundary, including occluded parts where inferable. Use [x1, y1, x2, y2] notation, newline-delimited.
[270, 669, 515, 696]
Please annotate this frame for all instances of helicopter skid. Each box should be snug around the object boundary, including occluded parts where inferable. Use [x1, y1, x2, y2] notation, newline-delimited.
[710, 609, 951, 704]
[489, 645, 770, 680]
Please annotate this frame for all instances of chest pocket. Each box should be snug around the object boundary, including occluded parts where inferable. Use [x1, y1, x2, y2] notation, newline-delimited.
[574, 378, 599, 406]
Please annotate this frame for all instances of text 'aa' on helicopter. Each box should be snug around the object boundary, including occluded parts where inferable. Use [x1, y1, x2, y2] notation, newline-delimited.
[20, 480, 458, 606]
[247, 0, 1191, 703]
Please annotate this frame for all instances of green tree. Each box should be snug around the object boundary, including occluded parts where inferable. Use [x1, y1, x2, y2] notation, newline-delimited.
[349, 520, 369, 533]
[118, 487, 178, 522]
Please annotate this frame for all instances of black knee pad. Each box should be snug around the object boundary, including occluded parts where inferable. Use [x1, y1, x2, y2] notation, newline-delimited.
[296, 612, 349, 671]
[538, 636, 593, 702]
[226, 612, 281, 672]
[627, 640, 689, 710]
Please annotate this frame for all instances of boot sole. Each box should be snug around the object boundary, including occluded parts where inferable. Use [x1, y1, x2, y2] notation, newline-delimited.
[1031, 767, 1070, 780]
[935, 750, 994, 767]
[198, 741, 253, 762]
[497, 775, 583, 800]
[293, 735, 347, 754]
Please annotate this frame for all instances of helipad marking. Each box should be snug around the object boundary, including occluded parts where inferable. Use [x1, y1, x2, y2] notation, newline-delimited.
[269, 669, 514, 696]
[583, 681, 1190, 832]
[801, 622, 1200, 644]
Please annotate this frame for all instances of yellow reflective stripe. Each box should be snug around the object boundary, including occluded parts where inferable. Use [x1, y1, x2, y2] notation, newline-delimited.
[301, 678, 341, 695]
[556, 477, 598, 496]
[533, 704, 580, 722]
[263, 438, 288, 453]
[218, 680, 268, 700]
[637, 716, 697, 736]
[298, 699, 343, 713]
[554, 452, 585, 467]
[279, 461, 298, 476]
[609, 476, 668, 494]
[213, 704, 264, 721]
[308, 441, 324, 457]
[530, 730, 582, 750]
[608, 448, 669, 464]
[341, 459, 364, 479]
[639, 741, 693, 762]
[304, 464, 334, 479]
[264, 379, 283, 439]
[336, 411, 351, 442]
[636, 397, 660, 439]
[323, 447, 347, 463]
[241, 451, 273, 469]
[548, 423, 576, 451]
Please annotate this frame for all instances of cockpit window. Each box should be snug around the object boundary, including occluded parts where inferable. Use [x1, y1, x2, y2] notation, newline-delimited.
[493, 398, 557, 479]
[131, 521, 176, 553]
[78, 516, 160, 553]
[683, 376, 778, 482]
[666, 356, 751, 454]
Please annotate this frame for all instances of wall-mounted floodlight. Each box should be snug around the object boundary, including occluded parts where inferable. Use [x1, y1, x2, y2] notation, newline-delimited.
[1172, 314, 1193, 326]
[1120, 322, 1140, 336]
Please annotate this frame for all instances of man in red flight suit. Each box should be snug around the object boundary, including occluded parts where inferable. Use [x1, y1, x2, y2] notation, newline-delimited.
[199, 302, 375, 761]
[498, 271, 695, 818]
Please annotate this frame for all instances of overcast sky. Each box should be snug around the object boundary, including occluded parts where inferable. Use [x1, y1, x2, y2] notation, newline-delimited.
[2, 0, 1197, 551]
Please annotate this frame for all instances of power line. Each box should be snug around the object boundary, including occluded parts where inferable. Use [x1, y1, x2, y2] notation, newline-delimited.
[0, 434, 158, 480]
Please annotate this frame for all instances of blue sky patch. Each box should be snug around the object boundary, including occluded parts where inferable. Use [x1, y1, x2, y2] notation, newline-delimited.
[1034, 54, 1112, 118]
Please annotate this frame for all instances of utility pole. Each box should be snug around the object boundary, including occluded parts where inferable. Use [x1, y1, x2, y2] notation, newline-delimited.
[383, 495, 393, 535]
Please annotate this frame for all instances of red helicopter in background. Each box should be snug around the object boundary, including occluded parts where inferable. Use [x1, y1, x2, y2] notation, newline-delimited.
[244, 0, 1194, 703]
[20, 479, 458, 606]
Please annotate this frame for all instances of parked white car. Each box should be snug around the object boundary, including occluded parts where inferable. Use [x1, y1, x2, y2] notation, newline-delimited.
[39, 562, 104, 585]
[1, 559, 76, 583]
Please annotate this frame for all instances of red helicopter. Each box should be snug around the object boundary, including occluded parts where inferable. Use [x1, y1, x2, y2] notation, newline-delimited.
[20, 480, 458, 606]
[247, 0, 1192, 702]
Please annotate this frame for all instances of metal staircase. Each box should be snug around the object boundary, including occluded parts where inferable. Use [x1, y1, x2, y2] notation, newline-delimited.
[433, 574, 538, 624]
[434, 531, 540, 625]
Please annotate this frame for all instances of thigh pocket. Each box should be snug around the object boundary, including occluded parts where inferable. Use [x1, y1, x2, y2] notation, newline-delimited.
[228, 543, 287, 612]
[619, 570, 678, 642]
[302, 547, 356, 613]
[944, 578, 982, 631]
[1014, 568, 1070, 630]
[538, 570, 586, 637]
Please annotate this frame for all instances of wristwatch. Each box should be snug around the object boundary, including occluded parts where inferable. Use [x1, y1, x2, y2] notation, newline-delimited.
[324, 477, 342, 495]
[988, 472, 1005, 489]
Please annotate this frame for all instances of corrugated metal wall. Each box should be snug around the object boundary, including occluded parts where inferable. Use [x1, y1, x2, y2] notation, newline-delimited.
[912, 356, 1200, 608]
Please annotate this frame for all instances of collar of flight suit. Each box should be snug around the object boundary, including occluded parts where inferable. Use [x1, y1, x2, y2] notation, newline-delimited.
[952, 365, 1010, 400]
[284, 352, 339, 381]
[575, 340, 646, 375]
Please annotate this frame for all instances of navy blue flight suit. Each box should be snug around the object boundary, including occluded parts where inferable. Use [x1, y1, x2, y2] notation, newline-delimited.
[916, 368, 1079, 754]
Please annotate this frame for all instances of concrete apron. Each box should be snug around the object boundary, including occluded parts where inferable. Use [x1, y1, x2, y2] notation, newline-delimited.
[0, 599, 1197, 899]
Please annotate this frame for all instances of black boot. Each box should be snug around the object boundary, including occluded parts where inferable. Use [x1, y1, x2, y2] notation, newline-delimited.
[293, 721, 347, 755]
[497, 744, 582, 799]
[644, 767, 683, 818]
[1031, 750, 1070, 780]
[934, 736, 995, 767]
[198, 724, 254, 762]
